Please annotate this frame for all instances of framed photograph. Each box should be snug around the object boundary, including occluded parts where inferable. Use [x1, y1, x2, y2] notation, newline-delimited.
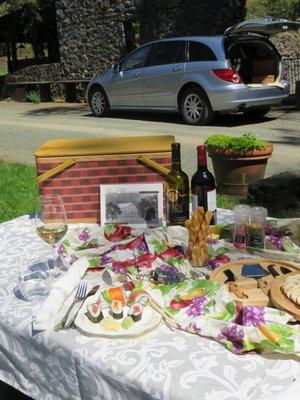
[100, 183, 164, 227]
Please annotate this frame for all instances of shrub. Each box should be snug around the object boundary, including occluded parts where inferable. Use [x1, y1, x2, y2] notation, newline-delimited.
[26, 90, 41, 104]
[204, 133, 268, 151]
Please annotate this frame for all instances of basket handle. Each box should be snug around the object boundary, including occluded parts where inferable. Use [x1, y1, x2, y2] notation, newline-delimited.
[37, 158, 76, 184]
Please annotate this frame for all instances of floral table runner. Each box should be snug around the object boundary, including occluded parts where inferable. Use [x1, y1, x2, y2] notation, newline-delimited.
[58, 221, 300, 355]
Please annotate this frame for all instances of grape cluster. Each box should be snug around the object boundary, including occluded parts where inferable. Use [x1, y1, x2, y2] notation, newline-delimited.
[266, 236, 284, 251]
[264, 222, 292, 238]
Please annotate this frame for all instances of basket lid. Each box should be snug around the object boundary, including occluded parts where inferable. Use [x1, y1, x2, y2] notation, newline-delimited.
[35, 136, 175, 157]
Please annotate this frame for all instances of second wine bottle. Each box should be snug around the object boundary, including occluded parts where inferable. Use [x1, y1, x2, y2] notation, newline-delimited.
[191, 145, 217, 225]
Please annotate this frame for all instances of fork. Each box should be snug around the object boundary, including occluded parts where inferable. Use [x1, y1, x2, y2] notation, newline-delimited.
[54, 280, 88, 331]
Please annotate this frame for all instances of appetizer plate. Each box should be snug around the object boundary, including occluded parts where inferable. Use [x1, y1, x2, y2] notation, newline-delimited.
[75, 290, 164, 338]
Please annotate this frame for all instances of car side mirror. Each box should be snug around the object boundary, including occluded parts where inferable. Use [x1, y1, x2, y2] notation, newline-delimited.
[113, 63, 120, 72]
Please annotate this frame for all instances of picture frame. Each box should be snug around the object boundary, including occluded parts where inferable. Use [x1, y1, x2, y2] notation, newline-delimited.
[100, 183, 164, 227]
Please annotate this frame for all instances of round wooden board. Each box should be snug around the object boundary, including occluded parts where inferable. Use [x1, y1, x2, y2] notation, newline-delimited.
[270, 272, 300, 321]
[210, 258, 299, 283]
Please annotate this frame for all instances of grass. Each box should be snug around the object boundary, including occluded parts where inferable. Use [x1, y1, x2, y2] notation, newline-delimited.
[0, 68, 7, 77]
[0, 161, 40, 223]
[217, 194, 240, 210]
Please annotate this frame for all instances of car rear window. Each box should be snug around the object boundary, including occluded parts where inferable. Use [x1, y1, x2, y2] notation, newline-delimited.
[147, 41, 186, 66]
[188, 41, 217, 62]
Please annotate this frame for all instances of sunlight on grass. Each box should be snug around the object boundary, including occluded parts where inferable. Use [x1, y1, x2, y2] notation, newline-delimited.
[0, 68, 8, 77]
[217, 194, 241, 210]
[0, 160, 39, 223]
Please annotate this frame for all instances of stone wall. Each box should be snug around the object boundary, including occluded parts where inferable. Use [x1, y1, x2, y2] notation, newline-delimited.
[7, 63, 63, 82]
[55, 0, 246, 79]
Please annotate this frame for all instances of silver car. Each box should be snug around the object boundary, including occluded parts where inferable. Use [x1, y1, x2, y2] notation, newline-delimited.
[87, 18, 299, 125]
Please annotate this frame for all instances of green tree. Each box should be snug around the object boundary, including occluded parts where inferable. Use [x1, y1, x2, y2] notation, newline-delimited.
[3, 0, 58, 59]
[246, 0, 299, 20]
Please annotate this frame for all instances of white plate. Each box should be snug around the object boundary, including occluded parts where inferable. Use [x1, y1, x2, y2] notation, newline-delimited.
[75, 290, 164, 338]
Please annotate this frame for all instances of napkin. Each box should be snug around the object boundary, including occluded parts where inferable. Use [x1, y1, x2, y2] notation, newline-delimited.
[33, 257, 89, 331]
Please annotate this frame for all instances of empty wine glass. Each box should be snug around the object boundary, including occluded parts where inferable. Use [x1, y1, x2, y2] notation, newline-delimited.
[35, 195, 68, 277]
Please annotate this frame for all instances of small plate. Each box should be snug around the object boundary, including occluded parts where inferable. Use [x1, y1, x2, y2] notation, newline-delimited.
[75, 290, 164, 338]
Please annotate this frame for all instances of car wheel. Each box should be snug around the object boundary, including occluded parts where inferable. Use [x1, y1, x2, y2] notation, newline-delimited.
[244, 107, 270, 119]
[88, 86, 110, 117]
[180, 86, 214, 125]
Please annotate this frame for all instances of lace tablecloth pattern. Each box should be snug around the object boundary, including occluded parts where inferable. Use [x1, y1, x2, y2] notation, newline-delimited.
[0, 215, 299, 400]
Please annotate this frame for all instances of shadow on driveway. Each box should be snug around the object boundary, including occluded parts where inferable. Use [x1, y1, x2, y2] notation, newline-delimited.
[84, 110, 277, 127]
[24, 105, 87, 117]
[268, 134, 300, 146]
[23, 104, 279, 127]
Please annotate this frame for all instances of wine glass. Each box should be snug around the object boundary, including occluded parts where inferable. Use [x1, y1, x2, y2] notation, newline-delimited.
[35, 195, 68, 277]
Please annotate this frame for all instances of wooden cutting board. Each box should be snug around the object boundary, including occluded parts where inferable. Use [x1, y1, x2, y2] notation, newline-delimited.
[270, 272, 300, 320]
[210, 258, 299, 308]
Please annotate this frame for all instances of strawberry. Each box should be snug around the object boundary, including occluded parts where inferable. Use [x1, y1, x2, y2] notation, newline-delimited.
[215, 254, 230, 263]
[170, 299, 190, 310]
[116, 235, 144, 251]
[159, 248, 185, 260]
[123, 281, 135, 291]
[136, 253, 157, 269]
[104, 224, 132, 242]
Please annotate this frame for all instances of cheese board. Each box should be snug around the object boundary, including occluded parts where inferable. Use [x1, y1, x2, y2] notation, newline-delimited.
[210, 258, 299, 308]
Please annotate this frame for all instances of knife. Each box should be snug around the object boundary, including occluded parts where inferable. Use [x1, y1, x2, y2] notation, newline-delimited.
[64, 284, 100, 329]
[280, 266, 292, 275]
[223, 269, 235, 283]
[267, 264, 280, 277]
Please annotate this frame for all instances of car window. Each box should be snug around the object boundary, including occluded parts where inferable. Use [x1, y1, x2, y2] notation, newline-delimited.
[121, 45, 152, 71]
[188, 41, 217, 62]
[147, 41, 186, 67]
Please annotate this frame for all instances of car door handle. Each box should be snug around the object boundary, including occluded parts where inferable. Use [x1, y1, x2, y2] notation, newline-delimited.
[134, 71, 142, 77]
[173, 66, 183, 72]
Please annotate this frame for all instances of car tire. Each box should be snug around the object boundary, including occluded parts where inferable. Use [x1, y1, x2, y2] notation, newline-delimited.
[88, 85, 110, 117]
[244, 107, 270, 119]
[180, 86, 214, 125]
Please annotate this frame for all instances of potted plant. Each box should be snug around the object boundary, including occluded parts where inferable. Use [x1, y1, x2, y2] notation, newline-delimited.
[204, 133, 273, 196]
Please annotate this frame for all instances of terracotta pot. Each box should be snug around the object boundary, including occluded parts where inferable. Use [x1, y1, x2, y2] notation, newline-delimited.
[207, 144, 273, 196]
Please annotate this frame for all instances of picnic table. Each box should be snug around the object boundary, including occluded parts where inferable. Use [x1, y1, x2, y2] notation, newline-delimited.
[0, 211, 299, 400]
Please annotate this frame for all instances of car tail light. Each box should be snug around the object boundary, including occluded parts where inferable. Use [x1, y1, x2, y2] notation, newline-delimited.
[212, 69, 243, 84]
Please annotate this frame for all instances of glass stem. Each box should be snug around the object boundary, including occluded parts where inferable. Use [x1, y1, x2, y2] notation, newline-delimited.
[51, 245, 57, 271]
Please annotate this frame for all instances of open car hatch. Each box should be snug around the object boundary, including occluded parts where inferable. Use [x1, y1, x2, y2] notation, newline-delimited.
[225, 18, 300, 37]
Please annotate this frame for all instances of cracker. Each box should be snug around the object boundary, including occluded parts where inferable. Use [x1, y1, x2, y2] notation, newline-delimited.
[185, 207, 212, 267]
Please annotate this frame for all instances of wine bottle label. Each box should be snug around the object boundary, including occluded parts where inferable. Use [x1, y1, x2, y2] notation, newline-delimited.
[207, 189, 217, 211]
[249, 232, 264, 248]
[192, 187, 216, 212]
[234, 234, 246, 244]
[167, 189, 188, 222]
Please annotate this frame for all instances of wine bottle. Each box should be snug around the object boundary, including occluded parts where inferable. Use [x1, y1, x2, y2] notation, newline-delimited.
[167, 143, 189, 225]
[191, 145, 217, 225]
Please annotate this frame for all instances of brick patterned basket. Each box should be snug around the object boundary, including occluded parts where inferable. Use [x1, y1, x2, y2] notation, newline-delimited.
[35, 136, 174, 223]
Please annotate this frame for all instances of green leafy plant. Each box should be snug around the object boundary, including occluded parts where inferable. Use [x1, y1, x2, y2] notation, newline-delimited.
[204, 133, 268, 151]
[26, 90, 41, 104]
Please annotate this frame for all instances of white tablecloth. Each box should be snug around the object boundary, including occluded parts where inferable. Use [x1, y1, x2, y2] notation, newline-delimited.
[0, 215, 299, 400]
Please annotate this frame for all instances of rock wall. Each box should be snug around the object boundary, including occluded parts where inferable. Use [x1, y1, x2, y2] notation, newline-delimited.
[55, 0, 246, 79]
[8, 63, 62, 82]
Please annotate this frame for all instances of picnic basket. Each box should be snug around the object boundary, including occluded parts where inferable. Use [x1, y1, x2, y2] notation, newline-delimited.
[35, 135, 174, 223]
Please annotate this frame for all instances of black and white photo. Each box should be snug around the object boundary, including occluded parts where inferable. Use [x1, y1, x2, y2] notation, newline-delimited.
[100, 183, 164, 227]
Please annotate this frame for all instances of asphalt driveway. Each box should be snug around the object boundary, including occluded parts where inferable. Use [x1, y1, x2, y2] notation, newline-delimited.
[0, 100, 299, 178]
